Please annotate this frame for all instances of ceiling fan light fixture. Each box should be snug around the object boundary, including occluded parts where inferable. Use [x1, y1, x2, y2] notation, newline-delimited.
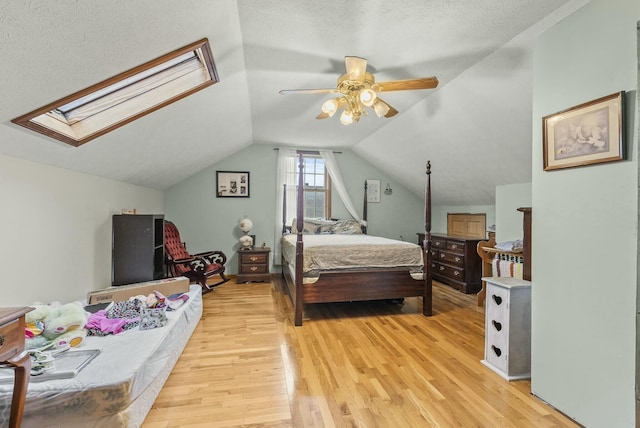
[373, 99, 390, 118]
[359, 88, 377, 107]
[340, 109, 354, 125]
[321, 98, 339, 116]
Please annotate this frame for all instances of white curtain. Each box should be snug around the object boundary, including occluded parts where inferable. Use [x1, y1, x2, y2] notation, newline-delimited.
[319, 150, 365, 226]
[274, 148, 298, 263]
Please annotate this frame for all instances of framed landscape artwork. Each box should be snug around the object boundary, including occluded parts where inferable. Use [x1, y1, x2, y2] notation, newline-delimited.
[216, 171, 250, 198]
[542, 91, 624, 171]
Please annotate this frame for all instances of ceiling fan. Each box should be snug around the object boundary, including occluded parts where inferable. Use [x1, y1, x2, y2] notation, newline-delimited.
[279, 56, 438, 125]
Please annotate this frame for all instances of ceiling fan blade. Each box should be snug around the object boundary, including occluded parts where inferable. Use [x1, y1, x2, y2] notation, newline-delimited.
[375, 77, 439, 92]
[279, 88, 339, 95]
[383, 102, 399, 118]
[344, 56, 367, 82]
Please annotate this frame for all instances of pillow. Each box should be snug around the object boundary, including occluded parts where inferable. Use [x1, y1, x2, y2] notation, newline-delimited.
[329, 219, 363, 234]
[290, 218, 363, 234]
[291, 218, 336, 234]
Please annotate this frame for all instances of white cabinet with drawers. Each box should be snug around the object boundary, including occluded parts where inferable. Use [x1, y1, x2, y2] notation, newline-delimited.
[481, 277, 532, 380]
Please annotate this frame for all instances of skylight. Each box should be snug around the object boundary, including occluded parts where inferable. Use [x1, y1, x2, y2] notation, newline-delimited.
[12, 38, 219, 147]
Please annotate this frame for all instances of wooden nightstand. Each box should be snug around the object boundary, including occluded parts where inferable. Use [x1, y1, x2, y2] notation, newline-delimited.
[1, 307, 34, 428]
[237, 247, 271, 283]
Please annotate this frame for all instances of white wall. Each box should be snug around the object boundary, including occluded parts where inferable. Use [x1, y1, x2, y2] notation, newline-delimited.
[495, 183, 532, 242]
[532, 2, 639, 426]
[430, 205, 496, 236]
[0, 154, 164, 306]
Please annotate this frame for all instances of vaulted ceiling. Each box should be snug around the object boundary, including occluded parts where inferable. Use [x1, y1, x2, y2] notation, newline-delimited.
[0, 0, 589, 205]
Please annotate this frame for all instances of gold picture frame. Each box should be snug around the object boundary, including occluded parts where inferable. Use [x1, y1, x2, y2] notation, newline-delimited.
[542, 91, 624, 171]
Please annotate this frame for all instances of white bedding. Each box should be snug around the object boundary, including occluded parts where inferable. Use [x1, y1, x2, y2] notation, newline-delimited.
[281, 234, 424, 283]
[0, 284, 203, 428]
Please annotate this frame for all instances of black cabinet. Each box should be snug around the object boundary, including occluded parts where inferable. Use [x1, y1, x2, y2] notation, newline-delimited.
[112, 214, 166, 286]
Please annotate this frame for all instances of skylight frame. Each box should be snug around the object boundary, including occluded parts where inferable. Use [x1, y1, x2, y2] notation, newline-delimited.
[11, 38, 219, 147]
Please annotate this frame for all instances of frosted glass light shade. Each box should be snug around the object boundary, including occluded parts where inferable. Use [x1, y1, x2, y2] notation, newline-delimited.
[239, 218, 253, 233]
[239, 234, 253, 248]
[340, 109, 353, 125]
[373, 100, 390, 118]
[321, 98, 339, 116]
[359, 88, 377, 106]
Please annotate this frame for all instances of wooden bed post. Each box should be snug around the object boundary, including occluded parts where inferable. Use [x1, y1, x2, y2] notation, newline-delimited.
[362, 180, 368, 234]
[423, 161, 433, 316]
[294, 154, 305, 326]
[282, 184, 287, 235]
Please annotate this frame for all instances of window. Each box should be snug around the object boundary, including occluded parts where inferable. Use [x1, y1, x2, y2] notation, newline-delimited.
[293, 152, 331, 218]
[12, 39, 219, 147]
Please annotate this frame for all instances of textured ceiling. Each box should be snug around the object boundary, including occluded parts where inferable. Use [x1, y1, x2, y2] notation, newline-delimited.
[0, 0, 590, 205]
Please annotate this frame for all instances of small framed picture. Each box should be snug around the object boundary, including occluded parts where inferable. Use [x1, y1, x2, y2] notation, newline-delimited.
[216, 171, 250, 198]
[366, 179, 381, 203]
[542, 91, 624, 171]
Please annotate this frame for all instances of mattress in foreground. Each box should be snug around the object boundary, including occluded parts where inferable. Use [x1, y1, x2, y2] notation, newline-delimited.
[281, 234, 424, 283]
[0, 284, 203, 428]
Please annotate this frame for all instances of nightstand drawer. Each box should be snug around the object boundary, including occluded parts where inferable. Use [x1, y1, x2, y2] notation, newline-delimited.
[240, 264, 268, 274]
[240, 252, 268, 264]
[0, 318, 23, 361]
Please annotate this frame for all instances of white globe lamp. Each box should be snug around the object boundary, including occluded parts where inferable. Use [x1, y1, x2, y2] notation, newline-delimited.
[238, 218, 254, 250]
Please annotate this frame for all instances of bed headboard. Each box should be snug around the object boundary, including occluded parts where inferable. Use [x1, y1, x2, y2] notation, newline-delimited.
[280, 170, 370, 235]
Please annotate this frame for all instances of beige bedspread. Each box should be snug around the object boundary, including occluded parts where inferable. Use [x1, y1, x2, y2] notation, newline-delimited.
[281, 234, 423, 274]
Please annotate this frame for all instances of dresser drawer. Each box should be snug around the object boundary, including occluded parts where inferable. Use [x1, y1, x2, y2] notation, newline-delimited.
[240, 252, 268, 264]
[438, 251, 464, 267]
[434, 263, 464, 281]
[240, 264, 269, 274]
[446, 240, 465, 254]
[0, 318, 23, 361]
[432, 237, 447, 249]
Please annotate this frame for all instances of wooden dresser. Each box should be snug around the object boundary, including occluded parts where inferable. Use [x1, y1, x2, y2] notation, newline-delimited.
[418, 233, 483, 294]
[237, 247, 271, 283]
[1, 307, 34, 428]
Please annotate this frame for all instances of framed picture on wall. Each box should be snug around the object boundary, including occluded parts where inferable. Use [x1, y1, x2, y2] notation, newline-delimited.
[216, 171, 250, 198]
[366, 179, 381, 203]
[542, 91, 624, 171]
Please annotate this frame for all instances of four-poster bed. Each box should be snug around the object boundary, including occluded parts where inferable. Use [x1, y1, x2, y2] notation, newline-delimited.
[281, 156, 433, 326]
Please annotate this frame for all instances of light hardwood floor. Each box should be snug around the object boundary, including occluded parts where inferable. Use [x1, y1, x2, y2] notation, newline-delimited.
[142, 276, 580, 428]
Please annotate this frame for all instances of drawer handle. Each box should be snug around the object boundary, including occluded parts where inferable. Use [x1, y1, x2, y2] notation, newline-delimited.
[451, 244, 458, 249]
[453, 270, 460, 276]
[455, 257, 461, 262]
[250, 256, 258, 262]
[0, 335, 4, 347]
[435, 242, 441, 247]
[492, 295, 503, 305]
[250, 266, 258, 272]
[492, 320, 502, 331]
[439, 266, 445, 271]
[491, 345, 502, 357]
[440, 254, 445, 259]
